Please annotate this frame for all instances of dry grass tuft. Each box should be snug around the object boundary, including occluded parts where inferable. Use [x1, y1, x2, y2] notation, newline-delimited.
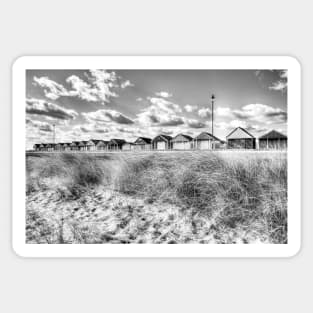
[26, 151, 287, 244]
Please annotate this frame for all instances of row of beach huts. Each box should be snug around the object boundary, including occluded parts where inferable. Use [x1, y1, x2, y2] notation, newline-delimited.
[32, 127, 287, 152]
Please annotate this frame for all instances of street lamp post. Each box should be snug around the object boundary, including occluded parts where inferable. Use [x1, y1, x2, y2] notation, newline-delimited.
[211, 94, 215, 149]
[53, 124, 56, 144]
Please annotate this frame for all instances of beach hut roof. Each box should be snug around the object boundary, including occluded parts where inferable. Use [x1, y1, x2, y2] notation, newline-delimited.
[259, 130, 287, 139]
[109, 138, 126, 145]
[226, 127, 255, 139]
[195, 132, 222, 142]
[134, 137, 152, 144]
[172, 133, 193, 142]
[96, 140, 109, 145]
[71, 141, 80, 146]
[87, 139, 102, 145]
[152, 134, 173, 142]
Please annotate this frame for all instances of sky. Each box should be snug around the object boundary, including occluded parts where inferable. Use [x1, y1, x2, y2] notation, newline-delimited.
[26, 69, 287, 149]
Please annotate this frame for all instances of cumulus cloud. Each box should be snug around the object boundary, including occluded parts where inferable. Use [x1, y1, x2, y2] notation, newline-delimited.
[79, 124, 110, 134]
[33, 69, 132, 104]
[121, 80, 134, 88]
[184, 104, 198, 113]
[155, 91, 172, 98]
[136, 97, 183, 127]
[198, 107, 211, 118]
[216, 120, 268, 134]
[33, 76, 69, 100]
[269, 80, 288, 92]
[26, 118, 54, 132]
[216, 104, 287, 124]
[255, 69, 288, 92]
[234, 103, 287, 123]
[66, 70, 118, 104]
[82, 109, 134, 125]
[185, 119, 206, 128]
[26, 98, 78, 120]
[215, 107, 232, 117]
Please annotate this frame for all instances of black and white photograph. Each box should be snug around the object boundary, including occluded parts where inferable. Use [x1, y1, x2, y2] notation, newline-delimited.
[24, 64, 290, 246]
[11, 56, 300, 257]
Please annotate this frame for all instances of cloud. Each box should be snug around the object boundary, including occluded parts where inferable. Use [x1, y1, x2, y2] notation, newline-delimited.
[269, 80, 288, 92]
[121, 80, 134, 89]
[198, 107, 211, 118]
[33, 76, 69, 100]
[216, 120, 268, 134]
[34, 69, 122, 104]
[26, 98, 78, 120]
[136, 97, 183, 127]
[234, 103, 287, 123]
[82, 109, 134, 125]
[215, 107, 232, 117]
[79, 124, 110, 134]
[26, 118, 54, 132]
[155, 91, 172, 98]
[184, 104, 198, 113]
[136, 97, 143, 101]
[66, 70, 118, 104]
[185, 119, 206, 128]
[216, 104, 287, 124]
[255, 69, 288, 92]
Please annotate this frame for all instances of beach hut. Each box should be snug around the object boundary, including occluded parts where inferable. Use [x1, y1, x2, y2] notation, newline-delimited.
[133, 137, 152, 150]
[194, 132, 222, 150]
[70, 141, 80, 151]
[62, 143, 71, 151]
[226, 127, 256, 149]
[152, 134, 173, 150]
[108, 139, 126, 151]
[55, 143, 64, 152]
[33, 144, 41, 151]
[172, 134, 193, 150]
[39, 143, 46, 151]
[78, 141, 88, 151]
[46, 143, 56, 152]
[258, 130, 287, 150]
[96, 140, 109, 151]
[122, 142, 135, 151]
[86, 139, 101, 151]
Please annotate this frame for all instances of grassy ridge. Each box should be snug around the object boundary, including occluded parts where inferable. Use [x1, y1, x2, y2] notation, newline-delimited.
[26, 151, 287, 244]
[116, 152, 287, 243]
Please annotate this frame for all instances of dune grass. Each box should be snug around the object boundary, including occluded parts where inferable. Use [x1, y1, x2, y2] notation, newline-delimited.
[26, 151, 287, 244]
[26, 153, 111, 198]
[116, 152, 287, 243]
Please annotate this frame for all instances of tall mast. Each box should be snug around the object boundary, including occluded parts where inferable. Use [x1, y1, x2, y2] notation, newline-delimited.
[53, 124, 56, 144]
[211, 94, 215, 149]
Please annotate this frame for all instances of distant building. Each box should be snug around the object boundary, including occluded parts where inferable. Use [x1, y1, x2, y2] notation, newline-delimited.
[39, 143, 46, 151]
[70, 141, 80, 151]
[133, 137, 152, 150]
[33, 144, 41, 151]
[86, 140, 101, 151]
[108, 139, 126, 151]
[78, 141, 88, 151]
[96, 140, 109, 151]
[62, 143, 71, 151]
[194, 132, 223, 150]
[172, 134, 193, 150]
[226, 127, 256, 149]
[152, 134, 173, 150]
[46, 143, 56, 152]
[258, 130, 287, 150]
[122, 142, 135, 150]
[55, 143, 64, 152]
